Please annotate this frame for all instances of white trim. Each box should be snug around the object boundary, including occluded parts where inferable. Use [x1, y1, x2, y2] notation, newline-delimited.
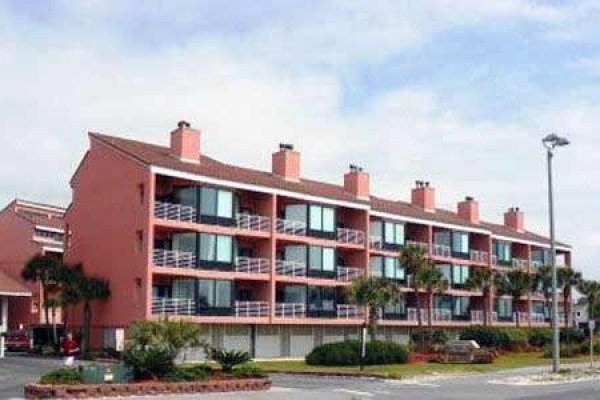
[492, 234, 571, 252]
[34, 225, 64, 234]
[371, 210, 491, 235]
[15, 200, 65, 214]
[42, 246, 64, 254]
[0, 291, 32, 297]
[150, 165, 370, 210]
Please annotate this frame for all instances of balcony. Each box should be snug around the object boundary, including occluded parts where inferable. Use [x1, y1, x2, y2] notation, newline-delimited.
[275, 260, 307, 277]
[336, 266, 364, 282]
[152, 298, 196, 316]
[275, 303, 306, 318]
[234, 301, 270, 318]
[530, 260, 543, 269]
[337, 228, 365, 245]
[470, 310, 485, 324]
[154, 201, 196, 223]
[470, 250, 489, 264]
[276, 219, 307, 236]
[369, 235, 383, 249]
[336, 304, 364, 319]
[512, 258, 529, 269]
[153, 249, 196, 269]
[235, 256, 270, 275]
[432, 244, 451, 258]
[235, 213, 270, 232]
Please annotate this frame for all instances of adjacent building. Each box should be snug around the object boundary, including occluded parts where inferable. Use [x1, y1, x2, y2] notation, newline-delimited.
[64, 121, 572, 357]
[0, 199, 66, 331]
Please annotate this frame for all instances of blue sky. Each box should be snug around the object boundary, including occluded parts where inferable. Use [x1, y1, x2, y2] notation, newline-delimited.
[1, 1, 600, 277]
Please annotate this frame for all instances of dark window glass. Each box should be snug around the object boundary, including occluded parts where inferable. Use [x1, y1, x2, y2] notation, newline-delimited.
[434, 231, 451, 246]
[452, 232, 469, 254]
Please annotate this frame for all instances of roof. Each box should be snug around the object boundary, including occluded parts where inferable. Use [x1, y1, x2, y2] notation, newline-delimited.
[12, 200, 65, 230]
[89, 132, 570, 249]
[0, 271, 31, 297]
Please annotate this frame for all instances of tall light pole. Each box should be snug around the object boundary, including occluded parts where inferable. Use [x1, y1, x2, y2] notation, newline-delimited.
[542, 133, 570, 373]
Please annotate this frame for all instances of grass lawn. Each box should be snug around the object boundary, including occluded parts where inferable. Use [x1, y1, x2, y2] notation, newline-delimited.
[256, 353, 600, 378]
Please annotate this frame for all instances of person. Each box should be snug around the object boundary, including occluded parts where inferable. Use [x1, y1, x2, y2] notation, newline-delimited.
[61, 332, 80, 366]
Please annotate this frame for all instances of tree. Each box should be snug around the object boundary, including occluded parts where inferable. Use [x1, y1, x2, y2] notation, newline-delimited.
[22, 254, 63, 344]
[494, 270, 531, 328]
[532, 266, 553, 321]
[578, 280, 600, 330]
[348, 277, 403, 341]
[417, 267, 449, 327]
[400, 244, 431, 326]
[128, 319, 207, 356]
[558, 268, 582, 330]
[465, 268, 492, 326]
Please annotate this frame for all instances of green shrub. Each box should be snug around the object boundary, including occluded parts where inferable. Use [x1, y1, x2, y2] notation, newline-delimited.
[560, 329, 586, 344]
[41, 345, 58, 357]
[460, 326, 506, 348]
[410, 328, 450, 351]
[211, 348, 252, 373]
[40, 368, 82, 385]
[500, 328, 529, 351]
[527, 328, 553, 348]
[231, 363, 268, 378]
[122, 346, 175, 380]
[305, 340, 409, 366]
[163, 364, 212, 382]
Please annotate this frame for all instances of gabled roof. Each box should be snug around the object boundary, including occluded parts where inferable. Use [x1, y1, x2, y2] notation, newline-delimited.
[89, 132, 570, 249]
[0, 271, 31, 297]
[2, 199, 66, 231]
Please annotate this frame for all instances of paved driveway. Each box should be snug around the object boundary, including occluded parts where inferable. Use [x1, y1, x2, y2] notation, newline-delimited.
[0, 355, 63, 399]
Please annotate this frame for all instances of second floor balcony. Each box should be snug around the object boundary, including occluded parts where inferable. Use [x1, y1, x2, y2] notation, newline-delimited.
[151, 298, 270, 318]
[512, 258, 529, 269]
[275, 260, 363, 282]
[470, 250, 489, 264]
[432, 244, 451, 258]
[274, 302, 363, 320]
[153, 249, 270, 276]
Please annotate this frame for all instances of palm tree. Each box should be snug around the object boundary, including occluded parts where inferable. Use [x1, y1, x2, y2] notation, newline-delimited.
[400, 244, 431, 326]
[577, 280, 600, 331]
[465, 268, 492, 326]
[558, 268, 582, 330]
[22, 254, 64, 344]
[532, 265, 553, 321]
[348, 277, 403, 341]
[494, 270, 531, 328]
[417, 267, 449, 327]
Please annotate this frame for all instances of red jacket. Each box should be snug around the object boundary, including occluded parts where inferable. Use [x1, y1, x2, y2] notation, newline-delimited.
[62, 338, 79, 356]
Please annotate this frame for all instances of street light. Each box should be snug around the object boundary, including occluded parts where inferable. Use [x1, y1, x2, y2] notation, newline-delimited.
[542, 133, 570, 373]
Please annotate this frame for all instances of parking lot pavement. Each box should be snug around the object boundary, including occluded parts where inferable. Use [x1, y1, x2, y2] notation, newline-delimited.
[0, 355, 63, 399]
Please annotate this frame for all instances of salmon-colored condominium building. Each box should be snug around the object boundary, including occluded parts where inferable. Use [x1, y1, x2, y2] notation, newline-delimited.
[0, 199, 65, 331]
[65, 121, 572, 357]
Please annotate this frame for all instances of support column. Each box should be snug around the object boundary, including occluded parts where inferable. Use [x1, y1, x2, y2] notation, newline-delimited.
[0, 297, 8, 358]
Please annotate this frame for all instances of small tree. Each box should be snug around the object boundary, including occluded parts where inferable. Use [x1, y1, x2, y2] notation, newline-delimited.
[417, 267, 449, 327]
[465, 268, 492, 326]
[558, 268, 582, 330]
[578, 280, 600, 332]
[400, 244, 431, 326]
[494, 270, 531, 328]
[22, 254, 63, 345]
[347, 277, 403, 341]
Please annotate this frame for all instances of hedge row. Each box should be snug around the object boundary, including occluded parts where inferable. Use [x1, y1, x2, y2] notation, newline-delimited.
[460, 327, 587, 350]
[305, 340, 409, 366]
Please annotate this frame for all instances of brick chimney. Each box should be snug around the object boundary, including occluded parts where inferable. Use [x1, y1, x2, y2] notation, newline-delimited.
[170, 120, 201, 163]
[411, 181, 435, 212]
[344, 164, 370, 200]
[504, 207, 524, 232]
[272, 143, 300, 181]
[457, 196, 479, 224]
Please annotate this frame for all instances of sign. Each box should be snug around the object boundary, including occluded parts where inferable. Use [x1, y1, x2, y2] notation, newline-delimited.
[115, 328, 125, 352]
[444, 340, 481, 363]
[589, 320, 596, 331]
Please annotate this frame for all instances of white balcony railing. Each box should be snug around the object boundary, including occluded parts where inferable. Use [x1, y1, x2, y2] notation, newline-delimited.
[236, 213, 270, 232]
[530, 313, 546, 324]
[336, 266, 364, 282]
[234, 301, 270, 318]
[275, 303, 306, 318]
[432, 244, 451, 258]
[470, 310, 485, 323]
[235, 257, 270, 275]
[276, 219, 307, 236]
[470, 250, 489, 264]
[406, 308, 418, 321]
[153, 249, 196, 268]
[405, 240, 429, 250]
[275, 260, 307, 277]
[512, 258, 529, 269]
[430, 308, 453, 322]
[530, 260, 543, 269]
[152, 298, 195, 316]
[336, 304, 364, 319]
[369, 235, 383, 249]
[337, 228, 366, 245]
[491, 255, 498, 265]
[154, 201, 196, 223]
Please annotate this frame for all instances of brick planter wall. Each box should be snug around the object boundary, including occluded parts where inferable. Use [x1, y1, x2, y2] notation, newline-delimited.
[25, 377, 271, 399]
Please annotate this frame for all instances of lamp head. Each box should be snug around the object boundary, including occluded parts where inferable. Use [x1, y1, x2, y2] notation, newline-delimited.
[543, 133, 570, 149]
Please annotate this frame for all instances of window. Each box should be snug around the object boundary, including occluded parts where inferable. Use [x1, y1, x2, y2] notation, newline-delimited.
[279, 285, 307, 304]
[284, 245, 307, 265]
[172, 233, 196, 253]
[371, 256, 404, 281]
[307, 286, 336, 317]
[199, 234, 234, 268]
[172, 279, 195, 299]
[435, 295, 453, 311]
[200, 187, 235, 220]
[285, 204, 307, 224]
[434, 231, 451, 247]
[453, 297, 470, 317]
[197, 279, 233, 314]
[452, 232, 469, 256]
[437, 264, 452, 283]
[370, 221, 383, 239]
[309, 205, 335, 234]
[495, 242, 512, 264]
[308, 246, 335, 276]
[174, 186, 197, 208]
[370, 257, 383, 278]
[496, 298, 513, 319]
[435, 296, 469, 319]
[383, 300, 406, 316]
[452, 265, 469, 286]
[384, 222, 404, 248]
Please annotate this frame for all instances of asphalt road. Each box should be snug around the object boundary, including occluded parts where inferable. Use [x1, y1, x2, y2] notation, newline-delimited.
[1, 356, 599, 400]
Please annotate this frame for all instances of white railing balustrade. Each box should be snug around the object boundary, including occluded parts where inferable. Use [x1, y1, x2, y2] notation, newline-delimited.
[235, 257, 270, 274]
[406, 308, 418, 321]
[336, 266, 364, 282]
[369, 235, 383, 249]
[154, 201, 196, 223]
[234, 301, 269, 318]
[470, 310, 485, 323]
[530, 313, 546, 324]
[512, 258, 529, 269]
[337, 228, 366, 245]
[336, 304, 364, 319]
[491, 255, 498, 265]
[236, 214, 270, 232]
[431, 308, 453, 322]
[152, 298, 195, 316]
[275, 303, 306, 318]
[275, 260, 307, 277]
[517, 312, 530, 324]
[432, 244, 451, 258]
[530, 260, 543, 269]
[153, 249, 196, 268]
[276, 219, 307, 236]
[470, 250, 489, 264]
[405, 240, 429, 250]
